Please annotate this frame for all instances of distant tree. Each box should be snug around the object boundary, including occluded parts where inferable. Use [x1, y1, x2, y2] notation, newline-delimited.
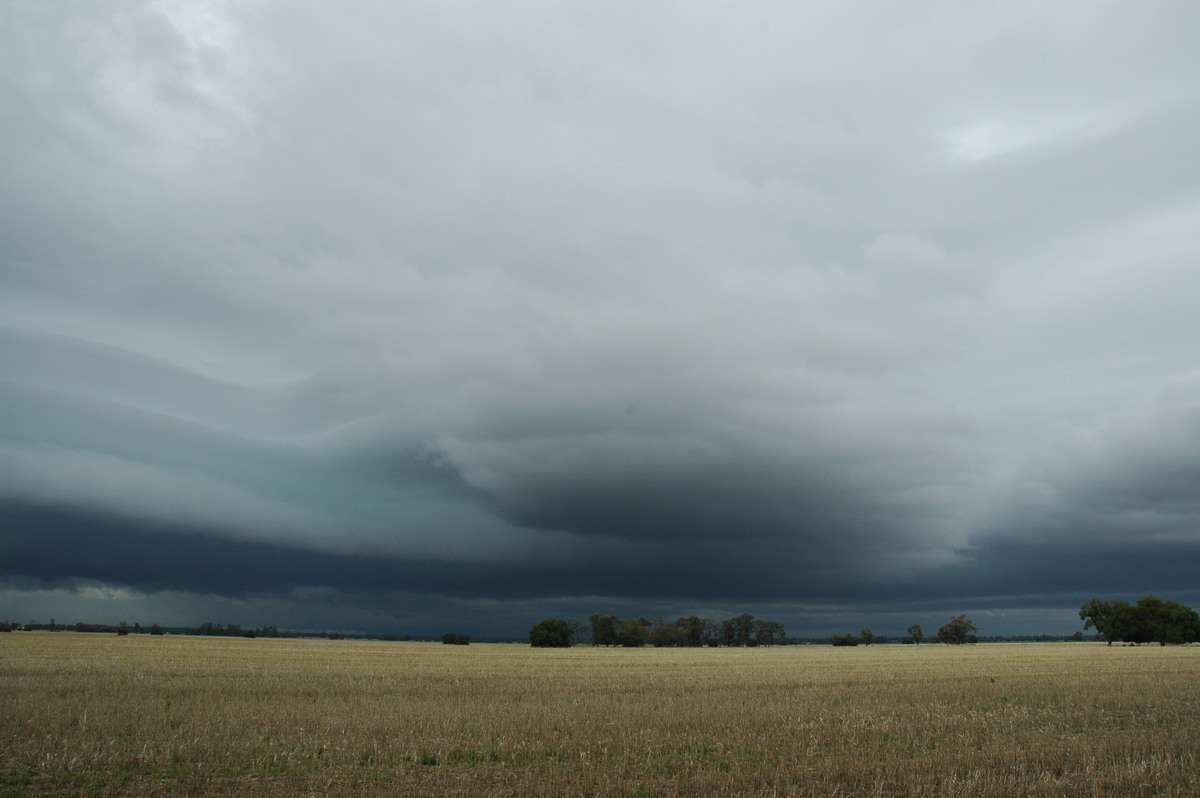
[150, 624, 165, 636]
[859, 628, 873, 646]
[117, 621, 130, 636]
[589, 614, 620, 646]
[648, 618, 682, 647]
[722, 613, 758, 647]
[935, 615, 979, 644]
[617, 617, 649, 647]
[906, 624, 924, 645]
[529, 618, 576, 648]
[580, 610, 782, 648]
[442, 633, 470, 645]
[700, 617, 721, 647]
[831, 633, 860, 647]
[673, 615, 715, 647]
[757, 620, 787, 646]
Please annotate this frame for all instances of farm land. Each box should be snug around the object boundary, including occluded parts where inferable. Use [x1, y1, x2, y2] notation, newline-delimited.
[2, 633, 1198, 796]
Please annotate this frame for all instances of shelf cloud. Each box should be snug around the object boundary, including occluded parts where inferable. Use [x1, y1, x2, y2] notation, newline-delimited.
[3, 2, 1200, 636]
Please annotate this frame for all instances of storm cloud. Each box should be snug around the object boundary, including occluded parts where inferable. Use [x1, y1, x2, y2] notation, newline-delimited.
[3, 2, 1200, 636]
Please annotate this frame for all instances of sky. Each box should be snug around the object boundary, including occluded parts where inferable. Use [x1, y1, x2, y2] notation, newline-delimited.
[3, 1, 1200, 639]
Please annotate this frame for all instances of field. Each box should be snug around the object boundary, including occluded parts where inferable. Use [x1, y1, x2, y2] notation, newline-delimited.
[2, 633, 1198, 796]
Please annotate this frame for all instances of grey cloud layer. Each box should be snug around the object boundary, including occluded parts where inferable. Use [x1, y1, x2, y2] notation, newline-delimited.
[3, 2, 1200, 634]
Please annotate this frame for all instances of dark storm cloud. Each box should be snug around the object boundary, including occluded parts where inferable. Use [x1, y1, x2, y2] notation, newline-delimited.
[3, 1, 1200, 635]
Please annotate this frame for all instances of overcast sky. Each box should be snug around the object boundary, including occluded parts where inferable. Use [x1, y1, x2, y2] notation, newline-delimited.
[3, 1, 1200, 638]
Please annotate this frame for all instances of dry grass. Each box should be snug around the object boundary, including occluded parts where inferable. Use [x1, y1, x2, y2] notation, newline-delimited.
[2, 633, 1198, 796]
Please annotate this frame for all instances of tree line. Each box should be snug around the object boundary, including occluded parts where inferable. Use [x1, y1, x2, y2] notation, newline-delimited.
[829, 615, 980, 646]
[9, 597, 1196, 646]
[530, 613, 787, 648]
[0, 619, 468, 642]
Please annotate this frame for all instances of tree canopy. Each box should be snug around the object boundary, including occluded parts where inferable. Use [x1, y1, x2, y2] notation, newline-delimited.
[935, 614, 979, 644]
[529, 618, 577, 648]
[583, 613, 785, 648]
[1079, 597, 1200, 645]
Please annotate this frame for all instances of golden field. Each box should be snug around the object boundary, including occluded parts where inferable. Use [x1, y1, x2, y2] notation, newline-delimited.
[1, 633, 1198, 796]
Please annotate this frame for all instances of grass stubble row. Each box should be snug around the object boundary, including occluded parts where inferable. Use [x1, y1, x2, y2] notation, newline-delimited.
[1, 634, 1197, 796]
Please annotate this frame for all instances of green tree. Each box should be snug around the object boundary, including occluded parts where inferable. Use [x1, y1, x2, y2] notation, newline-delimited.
[859, 628, 873, 646]
[1131, 596, 1200, 645]
[935, 615, 978, 644]
[673, 615, 714, 647]
[830, 633, 860, 647]
[616, 617, 648, 647]
[1155, 598, 1200, 644]
[756, 620, 786, 646]
[588, 614, 620, 646]
[722, 613, 758, 647]
[530, 618, 577, 648]
[1084, 597, 1200, 646]
[906, 624, 924, 645]
[1079, 598, 1131, 645]
[649, 618, 682, 647]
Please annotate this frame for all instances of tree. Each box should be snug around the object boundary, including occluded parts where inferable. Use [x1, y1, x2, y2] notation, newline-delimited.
[589, 614, 620, 646]
[722, 613, 758, 647]
[906, 624, 924, 645]
[1079, 599, 1131, 645]
[616, 617, 649, 647]
[649, 618, 682, 648]
[1130, 596, 1200, 645]
[830, 633, 860, 647]
[529, 618, 577, 648]
[442, 633, 470, 645]
[859, 628, 873, 646]
[1082, 597, 1200, 646]
[935, 615, 978, 644]
[673, 615, 715, 647]
[756, 620, 787, 646]
[1153, 598, 1200, 645]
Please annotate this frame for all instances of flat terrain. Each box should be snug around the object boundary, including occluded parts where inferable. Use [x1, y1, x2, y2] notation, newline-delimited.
[1, 633, 1197, 796]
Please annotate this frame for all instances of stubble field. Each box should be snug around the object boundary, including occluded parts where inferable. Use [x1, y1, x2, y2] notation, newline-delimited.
[1, 633, 1197, 796]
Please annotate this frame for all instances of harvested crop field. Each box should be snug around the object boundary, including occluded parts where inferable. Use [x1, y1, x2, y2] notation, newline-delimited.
[2, 633, 1197, 796]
